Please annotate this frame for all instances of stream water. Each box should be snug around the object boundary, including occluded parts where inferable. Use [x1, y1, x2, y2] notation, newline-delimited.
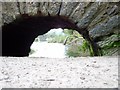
[29, 42, 67, 58]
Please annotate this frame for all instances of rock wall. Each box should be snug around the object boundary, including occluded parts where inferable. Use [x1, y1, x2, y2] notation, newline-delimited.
[1, 2, 120, 56]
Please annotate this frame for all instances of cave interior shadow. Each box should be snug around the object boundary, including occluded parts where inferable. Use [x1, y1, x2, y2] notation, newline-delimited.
[2, 14, 100, 57]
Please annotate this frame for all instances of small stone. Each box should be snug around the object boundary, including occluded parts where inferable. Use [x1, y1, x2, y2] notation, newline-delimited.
[80, 77, 85, 80]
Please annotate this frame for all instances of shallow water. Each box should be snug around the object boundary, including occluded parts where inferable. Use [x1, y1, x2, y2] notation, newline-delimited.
[29, 42, 66, 58]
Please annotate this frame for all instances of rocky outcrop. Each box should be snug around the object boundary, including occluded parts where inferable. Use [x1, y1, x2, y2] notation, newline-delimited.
[1, 2, 120, 56]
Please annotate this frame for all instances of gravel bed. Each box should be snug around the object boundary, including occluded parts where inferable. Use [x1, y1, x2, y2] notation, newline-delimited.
[0, 57, 118, 89]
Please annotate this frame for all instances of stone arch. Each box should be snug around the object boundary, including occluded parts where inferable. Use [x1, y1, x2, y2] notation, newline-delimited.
[1, 2, 120, 56]
[2, 14, 99, 56]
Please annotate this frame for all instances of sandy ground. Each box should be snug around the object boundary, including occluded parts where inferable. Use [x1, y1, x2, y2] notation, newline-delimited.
[0, 57, 118, 89]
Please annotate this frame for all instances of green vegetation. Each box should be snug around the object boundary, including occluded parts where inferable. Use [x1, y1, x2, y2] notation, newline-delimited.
[47, 34, 66, 43]
[31, 29, 119, 57]
[81, 40, 94, 56]
[98, 34, 120, 56]
[66, 40, 94, 57]
[102, 41, 120, 49]
[46, 29, 94, 57]
[101, 41, 120, 56]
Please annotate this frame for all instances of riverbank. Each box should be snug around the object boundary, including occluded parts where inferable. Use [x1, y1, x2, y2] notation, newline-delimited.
[0, 57, 118, 89]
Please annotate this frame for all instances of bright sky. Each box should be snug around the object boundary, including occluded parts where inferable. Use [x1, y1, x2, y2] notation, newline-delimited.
[46, 28, 64, 35]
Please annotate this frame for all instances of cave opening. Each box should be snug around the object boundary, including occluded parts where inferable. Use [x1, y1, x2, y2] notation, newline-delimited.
[2, 15, 99, 57]
[29, 28, 66, 58]
[29, 28, 94, 58]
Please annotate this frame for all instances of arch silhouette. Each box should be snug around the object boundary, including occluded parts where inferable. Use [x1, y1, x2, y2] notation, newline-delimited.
[2, 14, 99, 57]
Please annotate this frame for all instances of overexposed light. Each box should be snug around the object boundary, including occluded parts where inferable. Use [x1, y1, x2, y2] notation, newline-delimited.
[29, 42, 66, 58]
[46, 28, 64, 35]
[29, 28, 66, 58]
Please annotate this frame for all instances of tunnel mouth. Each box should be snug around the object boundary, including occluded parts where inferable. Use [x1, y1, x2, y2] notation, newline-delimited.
[2, 14, 98, 57]
[29, 28, 94, 58]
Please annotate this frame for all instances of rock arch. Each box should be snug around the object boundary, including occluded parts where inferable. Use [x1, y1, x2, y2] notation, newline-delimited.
[2, 14, 99, 56]
[1, 2, 120, 56]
